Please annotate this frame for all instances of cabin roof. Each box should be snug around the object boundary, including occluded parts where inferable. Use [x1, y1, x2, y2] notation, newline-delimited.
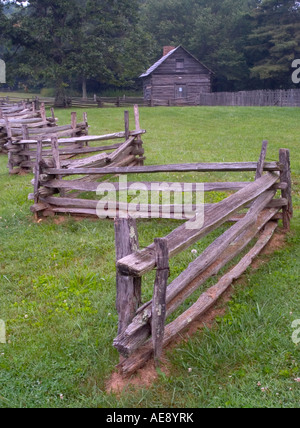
[139, 45, 214, 78]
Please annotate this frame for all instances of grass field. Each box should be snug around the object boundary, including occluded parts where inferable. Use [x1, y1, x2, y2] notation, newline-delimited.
[0, 106, 299, 408]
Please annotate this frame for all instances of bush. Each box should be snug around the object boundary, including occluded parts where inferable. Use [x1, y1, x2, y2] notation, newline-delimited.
[40, 87, 56, 97]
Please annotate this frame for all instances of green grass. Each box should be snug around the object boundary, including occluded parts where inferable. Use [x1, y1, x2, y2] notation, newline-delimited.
[0, 106, 299, 408]
[0, 90, 41, 99]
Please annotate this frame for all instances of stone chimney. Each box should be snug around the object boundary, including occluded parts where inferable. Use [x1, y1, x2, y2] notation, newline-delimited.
[163, 46, 175, 56]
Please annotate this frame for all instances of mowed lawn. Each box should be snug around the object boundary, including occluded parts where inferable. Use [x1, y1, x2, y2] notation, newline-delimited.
[0, 106, 299, 408]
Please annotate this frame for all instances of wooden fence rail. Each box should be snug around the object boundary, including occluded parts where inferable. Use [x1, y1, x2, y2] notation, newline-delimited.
[110, 142, 293, 374]
[28, 114, 293, 372]
[29, 106, 146, 216]
[0, 101, 54, 154]
[4, 110, 89, 173]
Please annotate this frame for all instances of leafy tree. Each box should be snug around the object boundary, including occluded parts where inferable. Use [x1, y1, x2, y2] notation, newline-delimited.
[3, 0, 152, 104]
[69, 0, 152, 99]
[246, 0, 300, 88]
[0, 1, 26, 88]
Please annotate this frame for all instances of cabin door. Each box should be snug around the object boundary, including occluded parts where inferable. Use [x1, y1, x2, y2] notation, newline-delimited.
[175, 84, 187, 99]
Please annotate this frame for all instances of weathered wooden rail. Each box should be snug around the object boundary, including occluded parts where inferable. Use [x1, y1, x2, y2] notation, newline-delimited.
[29, 121, 293, 374]
[30, 106, 146, 216]
[110, 143, 292, 374]
[0, 101, 55, 154]
[5, 111, 89, 173]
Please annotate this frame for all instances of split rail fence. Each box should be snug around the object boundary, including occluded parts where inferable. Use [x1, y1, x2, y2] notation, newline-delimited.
[111, 143, 292, 374]
[30, 129, 293, 373]
[29, 106, 146, 217]
[5, 111, 89, 173]
[0, 101, 57, 154]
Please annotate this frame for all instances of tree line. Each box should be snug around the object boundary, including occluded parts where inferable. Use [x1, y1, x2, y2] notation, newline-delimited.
[0, 0, 299, 105]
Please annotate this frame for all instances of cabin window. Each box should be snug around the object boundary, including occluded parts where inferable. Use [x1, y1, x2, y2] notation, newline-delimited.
[175, 84, 187, 99]
[176, 59, 184, 71]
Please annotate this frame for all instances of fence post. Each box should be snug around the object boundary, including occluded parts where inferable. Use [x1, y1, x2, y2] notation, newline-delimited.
[124, 110, 130, 140]
[5, 117, 14, 174]
[152, 238, 169, 368]
[133, 105, 144, 166]
[40, 102, 46, 122]
[50, 107, 55, 122]
[114, 217, 142, 337]
[51, 136, 66, 198]
[33, 136, 43, 207]
[279, 149, 293, 230]
[21, 124, 31, 170]
[71, 111, 77, 137]
[255, 140, 268, 180]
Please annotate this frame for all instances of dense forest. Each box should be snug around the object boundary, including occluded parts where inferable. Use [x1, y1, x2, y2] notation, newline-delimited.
[0, 0, 300, 104]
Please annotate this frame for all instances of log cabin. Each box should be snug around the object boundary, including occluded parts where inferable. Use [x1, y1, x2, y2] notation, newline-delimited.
[140, 46, 213, 106]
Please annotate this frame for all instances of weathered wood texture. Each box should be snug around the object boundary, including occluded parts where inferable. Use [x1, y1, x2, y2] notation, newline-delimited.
[114, 217, 142, 336]
[0, 102, 56, 154]
[113, 207, 278, 358]
[31, 107, 146, 218]
[5, 111, 88, 173]
[112, 146, 293, 372]
[140, 46, 212, 106]
[118, 219, 279, 374]
[152, 238, 169, 366]
[256, 140, 269, 180]
[43, 161, 281, 176]
[27, 126, 293, 372]
[117, 173, 279, 277]
[279, 149, 293, 230]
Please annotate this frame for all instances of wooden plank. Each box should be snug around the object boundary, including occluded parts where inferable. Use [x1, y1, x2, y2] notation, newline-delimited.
[106, 136, 135, 163]
[33, 137, 43, 205]
[14, 129, 146, 145]
[30, 202, 49, 213]
[62, 152, 108, 169]
[119, 220, 278, 374]
[124, 111, 130, 140]
[71, 112, 77, 137]
[51, 136, 65, 198]
[279, 149, 293, 230]
[42, 180, 252, 193]
[114, 217, 142, 336]
[17, 143, 122, 157]
[117, 173, 279, 278]
[152, 238, 169, 367]
[12, 124, 72, 135]
[113, 204, 278, 357]
[256, 140, 268, 180]
[44, 162, 281, 176]
[158, 190, 276, 305]
[134, 105, 141, 132]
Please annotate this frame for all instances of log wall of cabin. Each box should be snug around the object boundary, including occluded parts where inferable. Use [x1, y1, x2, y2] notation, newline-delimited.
[142, 47, 212, 103]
